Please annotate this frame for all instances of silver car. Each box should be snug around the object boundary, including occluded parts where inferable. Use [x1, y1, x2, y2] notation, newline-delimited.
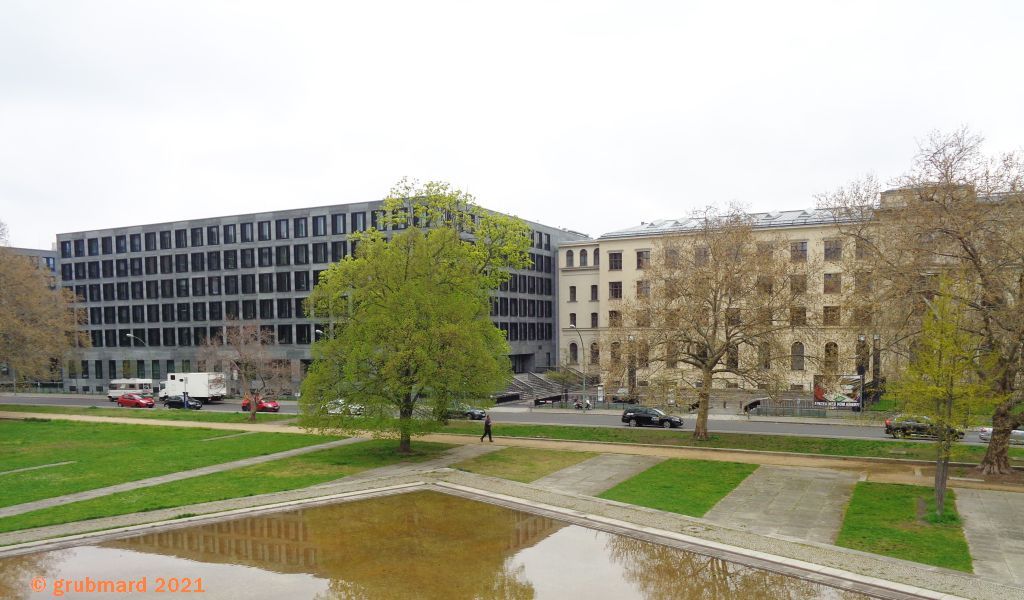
[978, 427, 1024, 444]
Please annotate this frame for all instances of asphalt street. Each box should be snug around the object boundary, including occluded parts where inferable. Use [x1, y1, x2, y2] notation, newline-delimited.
[0, 393, 986, 443]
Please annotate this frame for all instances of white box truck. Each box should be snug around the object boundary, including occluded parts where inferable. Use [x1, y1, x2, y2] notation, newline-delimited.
[107, 378, 157, 401]
[158, 372, 227, 404]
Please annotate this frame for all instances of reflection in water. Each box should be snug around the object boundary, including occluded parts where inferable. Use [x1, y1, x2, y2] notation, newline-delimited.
[1, 491, 870, 599]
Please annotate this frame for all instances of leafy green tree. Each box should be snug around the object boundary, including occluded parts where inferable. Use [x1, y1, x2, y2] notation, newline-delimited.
[300, 181, 530, 452]
[889, 279, 1001, 517]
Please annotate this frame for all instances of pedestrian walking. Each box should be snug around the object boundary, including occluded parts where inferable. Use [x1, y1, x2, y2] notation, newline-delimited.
[480, 414, 493, 442]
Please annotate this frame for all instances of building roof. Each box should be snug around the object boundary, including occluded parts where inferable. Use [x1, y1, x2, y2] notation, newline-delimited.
[597, 207, 855, 240]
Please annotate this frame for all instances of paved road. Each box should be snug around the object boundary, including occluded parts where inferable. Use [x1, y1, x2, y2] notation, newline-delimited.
[0, 393, 985, 443]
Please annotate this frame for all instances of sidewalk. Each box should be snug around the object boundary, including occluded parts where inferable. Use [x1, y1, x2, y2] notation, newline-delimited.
[492, 405, 887, 426]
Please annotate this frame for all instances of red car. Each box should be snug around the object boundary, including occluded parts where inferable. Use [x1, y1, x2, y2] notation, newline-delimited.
[117, 393, 155, 408]
[241, 397, 280, 413]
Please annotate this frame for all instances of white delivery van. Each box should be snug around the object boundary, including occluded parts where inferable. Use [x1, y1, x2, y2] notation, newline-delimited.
[158, 372, 228, 404]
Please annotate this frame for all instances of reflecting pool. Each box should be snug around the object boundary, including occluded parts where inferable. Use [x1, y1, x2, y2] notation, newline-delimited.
[1, 491, 870, 599]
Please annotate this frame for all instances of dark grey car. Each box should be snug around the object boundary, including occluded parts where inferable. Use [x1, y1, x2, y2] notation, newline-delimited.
[621, 407, 683, 428]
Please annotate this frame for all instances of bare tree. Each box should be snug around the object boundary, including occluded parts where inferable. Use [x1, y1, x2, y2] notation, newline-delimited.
[198, 318, 292, 421]
[821, 128, 1024, 474]
[0, 222, 85, 386]
[606, 207, 812, 440]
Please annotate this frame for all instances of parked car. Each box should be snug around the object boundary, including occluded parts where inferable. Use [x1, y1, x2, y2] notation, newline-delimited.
[884, 415, 964, 439]
[162, 395, 203, 410]
[116, 393, 155, 408]
[621, 406, 683, 428]
[978, 427, 1024, 445]
[326, 399, 364, 416]
[241, 397, 280, 413]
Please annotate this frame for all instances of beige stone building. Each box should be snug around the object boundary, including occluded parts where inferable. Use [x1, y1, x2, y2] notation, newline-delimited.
[558, 209, 881, 401]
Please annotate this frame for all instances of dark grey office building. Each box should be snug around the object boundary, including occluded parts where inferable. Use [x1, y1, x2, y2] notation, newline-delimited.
[55, 201, 586, 393]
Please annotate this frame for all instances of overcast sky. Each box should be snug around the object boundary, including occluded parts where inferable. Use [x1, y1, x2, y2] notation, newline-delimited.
[2, 0, 1022, 249]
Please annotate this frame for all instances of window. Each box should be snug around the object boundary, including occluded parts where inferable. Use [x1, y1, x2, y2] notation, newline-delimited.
[258, 247, 273, 267]
[590, 312, 598, 328]
[207, 251, 220, 271]
[275, 219, 289, 239]
[791, 342, 805, 371]
[853, 306, 873, 325]
[224, 275, 239, 295]
[790, 306, 807, 326]
[190, 227, 203, 246]
[277, 298, 293, 318]
[312, 215, 327, 236]
[276, 245, 290, 266]
[223, 224, 237, 244]
[207, 226, 219, 245]
[823, 306, 841, 326]
[294, 244, 309, 265]
[636, 281, 650, 298]
[609, 281, 622, 299]
[294, 271, 310, 291]
[190, 252, 205, 271]
[276, 271, 291, 292]
[726, 344, 739, 369]
[115, 235, 127, 253]
[579, 249, 588, 266]
[608, 252, 622, 270]
[790, 240, 808, 262]
[590, 285, 598, 301]
[569, 286, 576, 302]
[590, 343, 599, 364]
[258, 221, 271, 241]
[609, 311, 622, 327]
[242, 274, 255, 294]
[331, 241, 346, 261]
[565, 250, 574, 268]
[241, 222, 254, 243]
[312, 243, 328, 263]
[293, 217, 308, 238]
[695, 247, 709, 266]
[331, 214, 346, 235]
[636, 250, 650, 269]
[758, 342, 771, 369]
[824, 342, 839, 372]
[351, 212, 366, 232]
[258, 273, 274, 293]
[100, 237, 111, 254]
[790, 274, 807, 294]
[824, 273, 841, 294]
[224, 250, 238, 269]
[174, 229, 187, 248]
[855, 272, 873, 293]
[824, 239, 843, 261]
[569, 343, 578, 364]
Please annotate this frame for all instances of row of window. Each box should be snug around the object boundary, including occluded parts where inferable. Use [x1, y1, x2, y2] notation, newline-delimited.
[59, 215, 372, 259]
[586, 340, 847, 373]
[65, 271, 324, 303]
[594, 272, 869, 302]
[490, 298, 553, 319]
[497, 322, 553, 342]
[60, 243, 354, 281]
[86, 323, 318, 348]
[566, 239, 874, 271]
[601, 305, 871, 328]
[84, 297, 309, 326]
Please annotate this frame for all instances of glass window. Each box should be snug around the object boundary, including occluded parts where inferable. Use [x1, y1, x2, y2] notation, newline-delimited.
[312, 215, 327, 236]
[609, 281, 622, 299]
[190, 227, 203, 246]
[824, 239, 843, 261]
[636, 250, 650, 269]
[824, 273, 842, 294]
[293, 217, 308, 238]
[565, 250, 574, 267]
[144, 232, 156, 251]
[207, 226, 220, 245]
[608, 252, 622, 270]
[115, 235, 127, 253]
[790, 240, 808, 262]
[223, 224, 237, 244]
[175, 229, 188, 248]
[351, 212, 366, 232]
[241, 222, 254, 243]
[276, 219, 290, 239]
[331, 214, 346, 235]
[258, 221, 271, 241]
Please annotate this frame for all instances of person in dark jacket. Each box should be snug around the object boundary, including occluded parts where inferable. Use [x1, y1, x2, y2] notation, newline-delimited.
[480, 414, 493, 442]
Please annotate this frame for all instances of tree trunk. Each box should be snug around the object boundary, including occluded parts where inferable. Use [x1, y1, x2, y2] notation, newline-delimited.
[398, 397, 414, 454]
[693, 369, 713, 441]
[979, 405, 1014, 475]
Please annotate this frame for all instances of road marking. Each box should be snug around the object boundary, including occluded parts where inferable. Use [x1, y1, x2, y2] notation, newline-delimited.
[0, 461, 76, 476]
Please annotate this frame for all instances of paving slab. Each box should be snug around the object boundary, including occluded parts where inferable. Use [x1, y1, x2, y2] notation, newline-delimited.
[957, 488, 1024, 585]
[703, 465, 858, 544]
[316, 441, 504, 485]
[531, 453, 664, 495]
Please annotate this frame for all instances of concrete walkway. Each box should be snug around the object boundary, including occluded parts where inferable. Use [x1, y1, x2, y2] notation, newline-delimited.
[957, 488, 1024, 585]
[323, 442, 504, 485]
[703, 465, 859, 544]
[0, 437, 365, 519]
[531, 453, 664, 495]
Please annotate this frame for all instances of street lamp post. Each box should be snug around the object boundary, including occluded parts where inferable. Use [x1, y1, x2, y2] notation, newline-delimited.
[627, 334, 637, 404]
[857, 334, 866, 412]
[569, 324, 586, 406]
[126, 333, 147, 347]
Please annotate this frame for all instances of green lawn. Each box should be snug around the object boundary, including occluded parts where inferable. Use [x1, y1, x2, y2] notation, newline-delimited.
[0, 420, 331, 508]
[599, 459, 758, 517]
[452, 447, 595, 483]
[836, 482, 972, 572]
[0, 440, 453, 535]
[441, 421, 1024, 463]
[0, 403, 296, 423]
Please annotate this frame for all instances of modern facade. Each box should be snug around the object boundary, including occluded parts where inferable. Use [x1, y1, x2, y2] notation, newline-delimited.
[55, 202, 586, 393]
[558, 208, 882, 398]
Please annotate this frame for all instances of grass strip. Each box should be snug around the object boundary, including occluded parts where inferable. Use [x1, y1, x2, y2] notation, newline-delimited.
[0, 440, 453, 534]
[452, 447, 595, 483]
[0, 420, 330, 508]
[441, 421, 1024, 463]
[0, 403, 295, 423]
[599, 458, 757, 517]
[836, 482, 972, 572]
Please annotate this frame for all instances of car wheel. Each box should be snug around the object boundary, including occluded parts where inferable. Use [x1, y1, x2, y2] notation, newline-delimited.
[662, 421, 672, 429]
[629, 419, 638, 427]
[900, 429, 910, 439]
